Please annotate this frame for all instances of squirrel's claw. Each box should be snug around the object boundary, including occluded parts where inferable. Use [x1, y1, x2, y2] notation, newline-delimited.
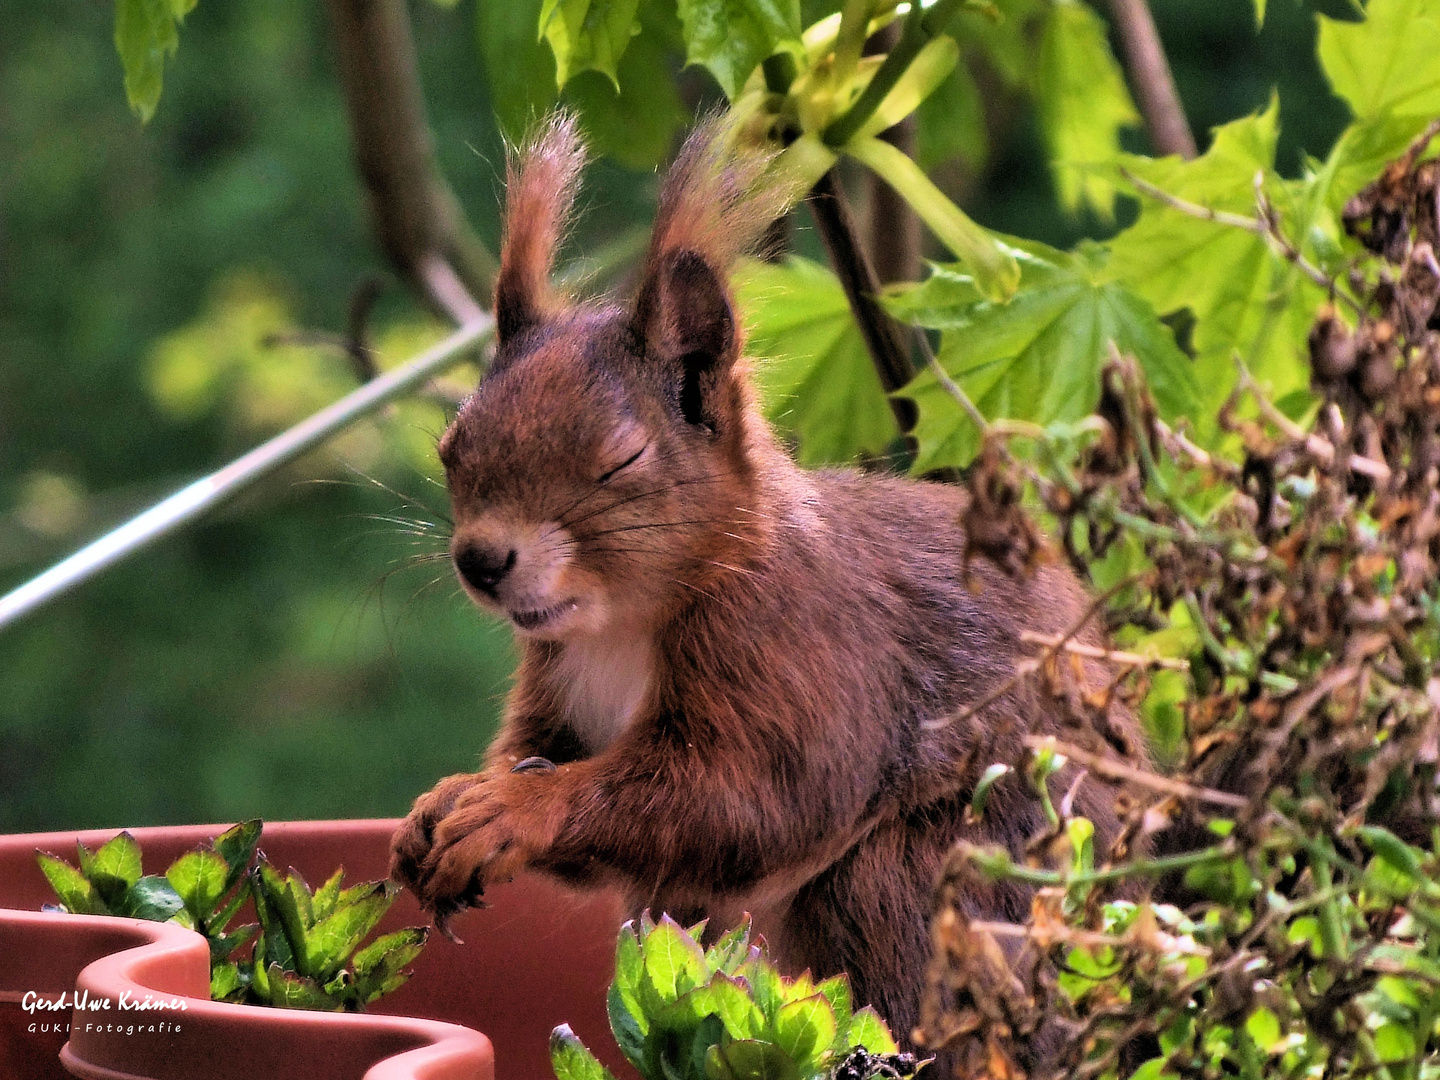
[511, 756, 557, 773]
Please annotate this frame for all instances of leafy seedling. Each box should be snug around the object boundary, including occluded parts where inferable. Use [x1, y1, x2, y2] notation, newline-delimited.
[550, 914, 922, 1080]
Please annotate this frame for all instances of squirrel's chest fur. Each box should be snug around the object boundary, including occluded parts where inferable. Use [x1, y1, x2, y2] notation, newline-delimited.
[545, 634, 655, 754]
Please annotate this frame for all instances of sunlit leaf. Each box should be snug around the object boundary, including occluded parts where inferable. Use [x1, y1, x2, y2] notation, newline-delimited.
[166, 850, 228, 924]
[551, 1023, 620, 1080]
[678, 0, 803, 100]
[1107, 99, 1319, 424]
[540, 0, 642, 89]
[113, 0, 195, 122]
[737, 257, 897, 465]
[890, 239, 1194, 471]
[1034, 0, 1139, 219]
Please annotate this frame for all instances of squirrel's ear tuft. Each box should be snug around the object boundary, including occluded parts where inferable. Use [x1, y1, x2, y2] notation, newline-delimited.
[495, 112, 587, 347]
[631, 116, 786, 427]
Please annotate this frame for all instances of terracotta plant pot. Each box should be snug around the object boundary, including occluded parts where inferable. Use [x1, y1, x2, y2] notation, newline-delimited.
[0, 820, 626, 1080]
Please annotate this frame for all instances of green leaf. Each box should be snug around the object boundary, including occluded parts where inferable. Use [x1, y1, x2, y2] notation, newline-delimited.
[212, 820, 261, 894]
[209, 961, 242, 1002]
[739, 957, 785, 1024]
[91, 832, 143, 886]
[892, 240, 1195, 471]
[304, 882, 395, 984]
[1108, 98, 1318, 426]
[351, 927, 428, 1004]
[846, 1006, 899, 1055]
[113, 0, 192, 122]
[705, 915, 753, 974]
[609, 981, 648, 1067]
[118, 875, 186, 922]
[166, 850, 228, 925]
[87, 832, 144, 907]
[1357, 825, 1425, 878]
[563, 16, 689, 170]
[815, 975, 852, 1048]
[551, 1023, 620, 1080]
[1374, 1022, 1417, 1063]
[251, 867, 296, 971]
[917, 62, 988, 171]
[479, 0, 559, 139]
[612, 923, 652, 1037]
[262, 963, 341, 1011]
[774, 994, 838, 1070]
[736, 257, 897, 466]
[540, 0, 642, 89]
[36, 852, 107, 915]
[643, 914, 709, 1003]
[662, 975, 767, 1041]
[677, 0, 803, 100]
[847, 135, 1020, 302]
[311, 867, 345, 924]
[709, 1039, 800, 1080]
[1317, 0, 1440, 122]
[352, 927, 428, 977]
[1034, 0, 1139, 219]
[209, 922, 257, 964]
[856, 36, 960, 141]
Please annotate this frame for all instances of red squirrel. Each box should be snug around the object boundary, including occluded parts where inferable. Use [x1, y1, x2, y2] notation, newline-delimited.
[390, 114, 1142, 1050]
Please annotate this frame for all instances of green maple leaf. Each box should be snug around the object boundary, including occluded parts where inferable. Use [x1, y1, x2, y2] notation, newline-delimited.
[736, 257, 898, 466]
[1035, 0, 1139, 220]
[540, 0, 642, 90]
[1106, 98, 1321, 424]
[887, 239, 1194, 472]
[1316, 0, 1440, 213]
[676, 0, 802, 101]
[1318, 0, 1440, 123]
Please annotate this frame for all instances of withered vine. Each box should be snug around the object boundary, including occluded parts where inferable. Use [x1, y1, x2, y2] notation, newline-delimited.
[912, 124, 1440, 1080]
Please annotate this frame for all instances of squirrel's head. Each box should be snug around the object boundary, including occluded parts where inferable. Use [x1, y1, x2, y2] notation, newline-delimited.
[440, 114, 785, 641]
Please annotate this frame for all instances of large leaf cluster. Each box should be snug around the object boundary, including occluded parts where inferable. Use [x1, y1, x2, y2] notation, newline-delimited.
[37, 823, 426, 1013]
[551, 914, 911, 1080]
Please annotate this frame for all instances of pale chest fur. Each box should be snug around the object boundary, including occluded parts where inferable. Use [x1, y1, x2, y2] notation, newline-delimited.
[547, 634, 655, 754]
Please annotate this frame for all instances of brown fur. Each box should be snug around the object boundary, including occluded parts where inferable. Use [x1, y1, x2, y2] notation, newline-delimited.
[393, 116, 1142, 1055]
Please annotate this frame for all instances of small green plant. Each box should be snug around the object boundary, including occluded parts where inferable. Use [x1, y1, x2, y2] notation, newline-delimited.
[550, 914, 921, 1080]
[36, 821, 426, 1012]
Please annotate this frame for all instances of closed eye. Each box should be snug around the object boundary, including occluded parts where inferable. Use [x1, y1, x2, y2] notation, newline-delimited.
[598, 444, 647, 484]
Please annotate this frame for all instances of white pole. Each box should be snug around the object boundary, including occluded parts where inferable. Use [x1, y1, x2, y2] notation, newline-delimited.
[0, 316, 492, 633]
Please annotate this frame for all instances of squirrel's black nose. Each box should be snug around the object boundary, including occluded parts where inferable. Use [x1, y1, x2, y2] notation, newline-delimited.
[455, 544, 517, 596]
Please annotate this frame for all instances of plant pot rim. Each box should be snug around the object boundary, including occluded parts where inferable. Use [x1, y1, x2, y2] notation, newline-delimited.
[2, 819, 499, 1080]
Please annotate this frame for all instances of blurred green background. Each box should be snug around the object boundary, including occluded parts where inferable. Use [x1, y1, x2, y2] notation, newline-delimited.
[0, 0, 1352, 832]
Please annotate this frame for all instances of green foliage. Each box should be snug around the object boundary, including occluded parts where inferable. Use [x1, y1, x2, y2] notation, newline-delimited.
[113, 0, 197, 122]
[676, 0, 803, 101]
[887, 239, 1194, 471]
[540, 0, 643, 89]
[551, 915, 914, 1080]
[737, 257, 896, 465]
[37, 822, 426, 1012]
[1034, 0, 1137, 219]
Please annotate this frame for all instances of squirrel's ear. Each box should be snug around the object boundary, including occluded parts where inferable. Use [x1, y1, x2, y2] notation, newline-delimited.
[494, 113, 586, 348]
[632, 249, 737, 429]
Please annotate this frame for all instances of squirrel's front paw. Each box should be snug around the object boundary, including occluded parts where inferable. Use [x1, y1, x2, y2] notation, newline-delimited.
[395, 774, 556, 937]
[390, 772, 484, 910]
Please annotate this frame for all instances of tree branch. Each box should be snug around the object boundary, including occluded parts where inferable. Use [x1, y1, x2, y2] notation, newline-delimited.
[806, 169, 919, 436]
[323, 0, 497, 320]
[1101, 0, 1196, 160]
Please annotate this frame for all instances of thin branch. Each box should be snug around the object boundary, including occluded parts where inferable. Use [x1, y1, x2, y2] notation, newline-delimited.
[1017, 631, 1190, 671]
[806, 168, 919, 436]
[323, 0, 495, 317]
[1023, 735, 1249, 809]
[1235, 358, 1393, 482]
[1121, 167, 1366, 315]
[1100, 0, 1196, 160]
[970, 919, 1212, 957]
